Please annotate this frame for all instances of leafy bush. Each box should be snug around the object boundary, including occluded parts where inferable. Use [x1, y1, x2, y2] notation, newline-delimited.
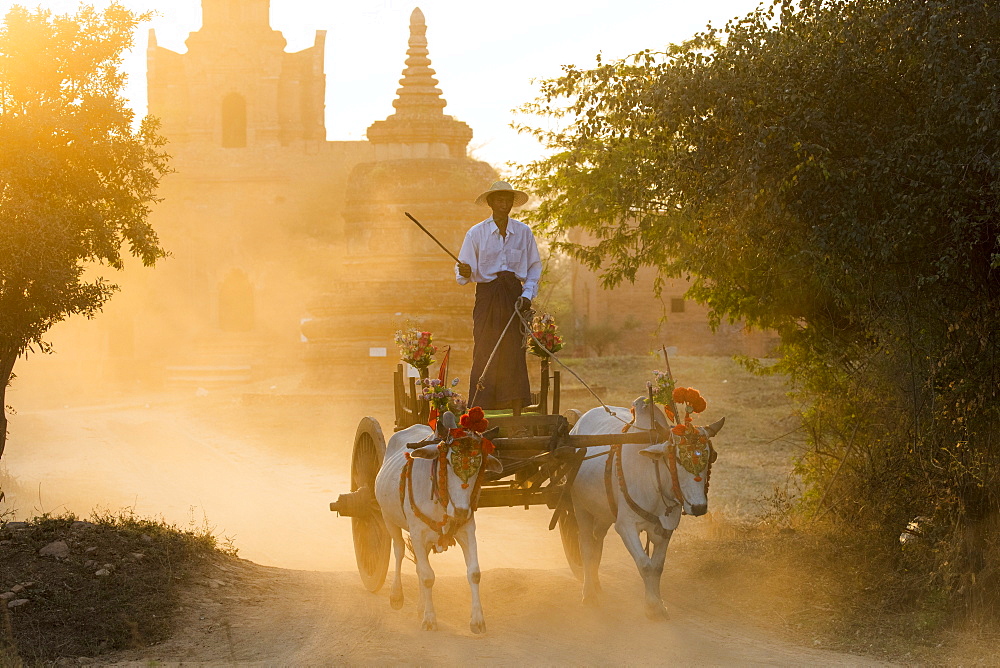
[518, 0, 1000, 616]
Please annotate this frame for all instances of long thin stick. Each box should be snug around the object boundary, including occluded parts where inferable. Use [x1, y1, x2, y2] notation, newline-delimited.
[661, 345, 681, 426]
[404, 212, 461, 264]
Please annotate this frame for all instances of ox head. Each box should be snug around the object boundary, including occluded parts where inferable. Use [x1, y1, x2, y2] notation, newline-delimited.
[410, 411, 503, 523]
[633, 397, 725, 517]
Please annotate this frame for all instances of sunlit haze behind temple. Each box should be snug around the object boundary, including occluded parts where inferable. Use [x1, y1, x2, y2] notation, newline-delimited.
[1, 0, 762, 169]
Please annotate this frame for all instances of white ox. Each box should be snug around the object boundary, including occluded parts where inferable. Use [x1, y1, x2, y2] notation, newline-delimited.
[569, 397, 724, 619]
[374, 417, 502, 633]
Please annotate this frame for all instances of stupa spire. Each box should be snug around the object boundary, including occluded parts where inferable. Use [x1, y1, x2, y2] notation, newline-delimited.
[366, 7, 472, 158]
[392, 8, 447, 117]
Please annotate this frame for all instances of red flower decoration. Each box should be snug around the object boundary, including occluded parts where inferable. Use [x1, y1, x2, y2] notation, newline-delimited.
[460, 406, 490, 433]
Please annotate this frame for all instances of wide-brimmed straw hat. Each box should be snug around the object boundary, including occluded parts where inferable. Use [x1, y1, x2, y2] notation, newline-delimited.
[475, 181, 529, 207]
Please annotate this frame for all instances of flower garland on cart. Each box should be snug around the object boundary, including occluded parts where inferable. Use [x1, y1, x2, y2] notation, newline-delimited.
[528, 313, 564, 358]
[393, 328, 436, 373]
[419, 377, 466, 430]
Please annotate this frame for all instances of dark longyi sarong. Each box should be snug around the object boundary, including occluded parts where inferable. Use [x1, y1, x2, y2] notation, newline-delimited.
[468, 271, 530, 410]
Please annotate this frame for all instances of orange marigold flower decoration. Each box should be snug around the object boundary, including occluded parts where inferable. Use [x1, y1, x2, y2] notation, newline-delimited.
[672, 386, 695, 404]
[672, 386, 708, 416]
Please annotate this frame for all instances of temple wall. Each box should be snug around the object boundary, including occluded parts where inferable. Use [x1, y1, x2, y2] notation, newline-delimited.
[571, 259, 779, 358]
[23, 2, 778, 401]
[303, 157, 497, 400]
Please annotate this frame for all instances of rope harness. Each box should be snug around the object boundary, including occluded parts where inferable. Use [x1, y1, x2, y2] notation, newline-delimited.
[601, 430, 717, 537]
[398, 443, 489, 552]
[469, 310, 519, 406]
[471, 305, 646, 432]
[603, 444, 677, 537]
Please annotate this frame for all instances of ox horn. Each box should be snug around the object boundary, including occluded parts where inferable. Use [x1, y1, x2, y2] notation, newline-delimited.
[704, 416, 726, 438]
[485, 454, 503, 474]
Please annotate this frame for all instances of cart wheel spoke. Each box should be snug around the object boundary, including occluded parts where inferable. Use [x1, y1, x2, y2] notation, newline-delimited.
[349, 417, 390, 592]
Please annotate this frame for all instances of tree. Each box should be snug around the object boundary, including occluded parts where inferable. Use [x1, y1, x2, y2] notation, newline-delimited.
[518, 0, 1000, 604]
[582, 321, 621, 357]
[0, 4, 168, 460]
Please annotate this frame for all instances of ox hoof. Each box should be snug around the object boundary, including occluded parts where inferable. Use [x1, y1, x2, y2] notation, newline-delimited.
[470, 620, 487, 634]
[644, 604, 669, 621]
[582, 594, 600, 608]
[390, 593, 404, 610]
[421, 618, 438, 631]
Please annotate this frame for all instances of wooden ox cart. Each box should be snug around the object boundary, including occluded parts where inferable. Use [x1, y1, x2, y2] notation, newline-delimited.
[329, 359, 659, 592]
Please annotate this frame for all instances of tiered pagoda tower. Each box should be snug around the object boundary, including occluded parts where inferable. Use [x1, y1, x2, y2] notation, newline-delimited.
[303, 8, 495, 394]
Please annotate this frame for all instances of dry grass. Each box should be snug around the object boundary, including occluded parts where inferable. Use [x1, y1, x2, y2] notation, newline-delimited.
[0, 511, 237, 664]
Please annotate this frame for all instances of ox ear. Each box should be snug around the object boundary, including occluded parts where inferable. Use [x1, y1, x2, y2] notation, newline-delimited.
[410, 444, 440, 459]
[485, 454, 503, 474]
[639, 443, 668, 459]
[705, 417, 726, 438]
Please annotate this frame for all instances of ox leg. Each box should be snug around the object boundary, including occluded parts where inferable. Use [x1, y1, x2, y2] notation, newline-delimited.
[644, 530, 672, 620]
[615, 522, 669, 620]
[577, 509, 607, 606]
[591, 522, 610, 591]
[388, 524, 405, 610]
[456, 522, 486, 634]
[413, 539, 438, 630]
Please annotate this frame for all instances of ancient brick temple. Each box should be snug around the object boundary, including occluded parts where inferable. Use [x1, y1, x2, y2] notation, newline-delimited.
[33, 0, 772, 400]
[104, 1, 492, 391]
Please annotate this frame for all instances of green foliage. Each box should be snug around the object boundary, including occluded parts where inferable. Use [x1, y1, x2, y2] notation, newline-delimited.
[518, 0, 1000, 612]
[0, 3, 167, 362]
[0, 3, 168, 456]
[581, 321, 622, 357]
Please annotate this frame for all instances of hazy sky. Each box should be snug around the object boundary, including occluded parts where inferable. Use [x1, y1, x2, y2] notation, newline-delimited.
[3, 0, 764, 169]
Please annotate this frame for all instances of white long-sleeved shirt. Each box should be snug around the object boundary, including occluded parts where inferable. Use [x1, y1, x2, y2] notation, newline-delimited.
[455, 217, 542, 300]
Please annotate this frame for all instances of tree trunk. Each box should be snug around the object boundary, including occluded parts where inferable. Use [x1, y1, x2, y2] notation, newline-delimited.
[0, 354, 14, 462]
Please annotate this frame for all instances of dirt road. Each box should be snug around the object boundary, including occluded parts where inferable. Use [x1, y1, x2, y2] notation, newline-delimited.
[2, 382, 887, 665]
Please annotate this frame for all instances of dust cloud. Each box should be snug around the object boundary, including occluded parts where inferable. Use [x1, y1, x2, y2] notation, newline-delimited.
[0, 348, 897, 665]
[1, 358, 570, 575]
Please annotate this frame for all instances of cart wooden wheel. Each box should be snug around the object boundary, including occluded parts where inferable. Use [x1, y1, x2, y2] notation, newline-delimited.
[351, 416, 391, 592]
[558, 509, 585, 580]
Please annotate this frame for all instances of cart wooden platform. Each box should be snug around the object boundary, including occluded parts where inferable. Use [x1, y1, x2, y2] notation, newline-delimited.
[330, 359, 658, 592]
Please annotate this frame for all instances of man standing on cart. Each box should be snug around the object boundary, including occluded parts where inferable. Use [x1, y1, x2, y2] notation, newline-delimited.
[456, 181, 542, 413]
